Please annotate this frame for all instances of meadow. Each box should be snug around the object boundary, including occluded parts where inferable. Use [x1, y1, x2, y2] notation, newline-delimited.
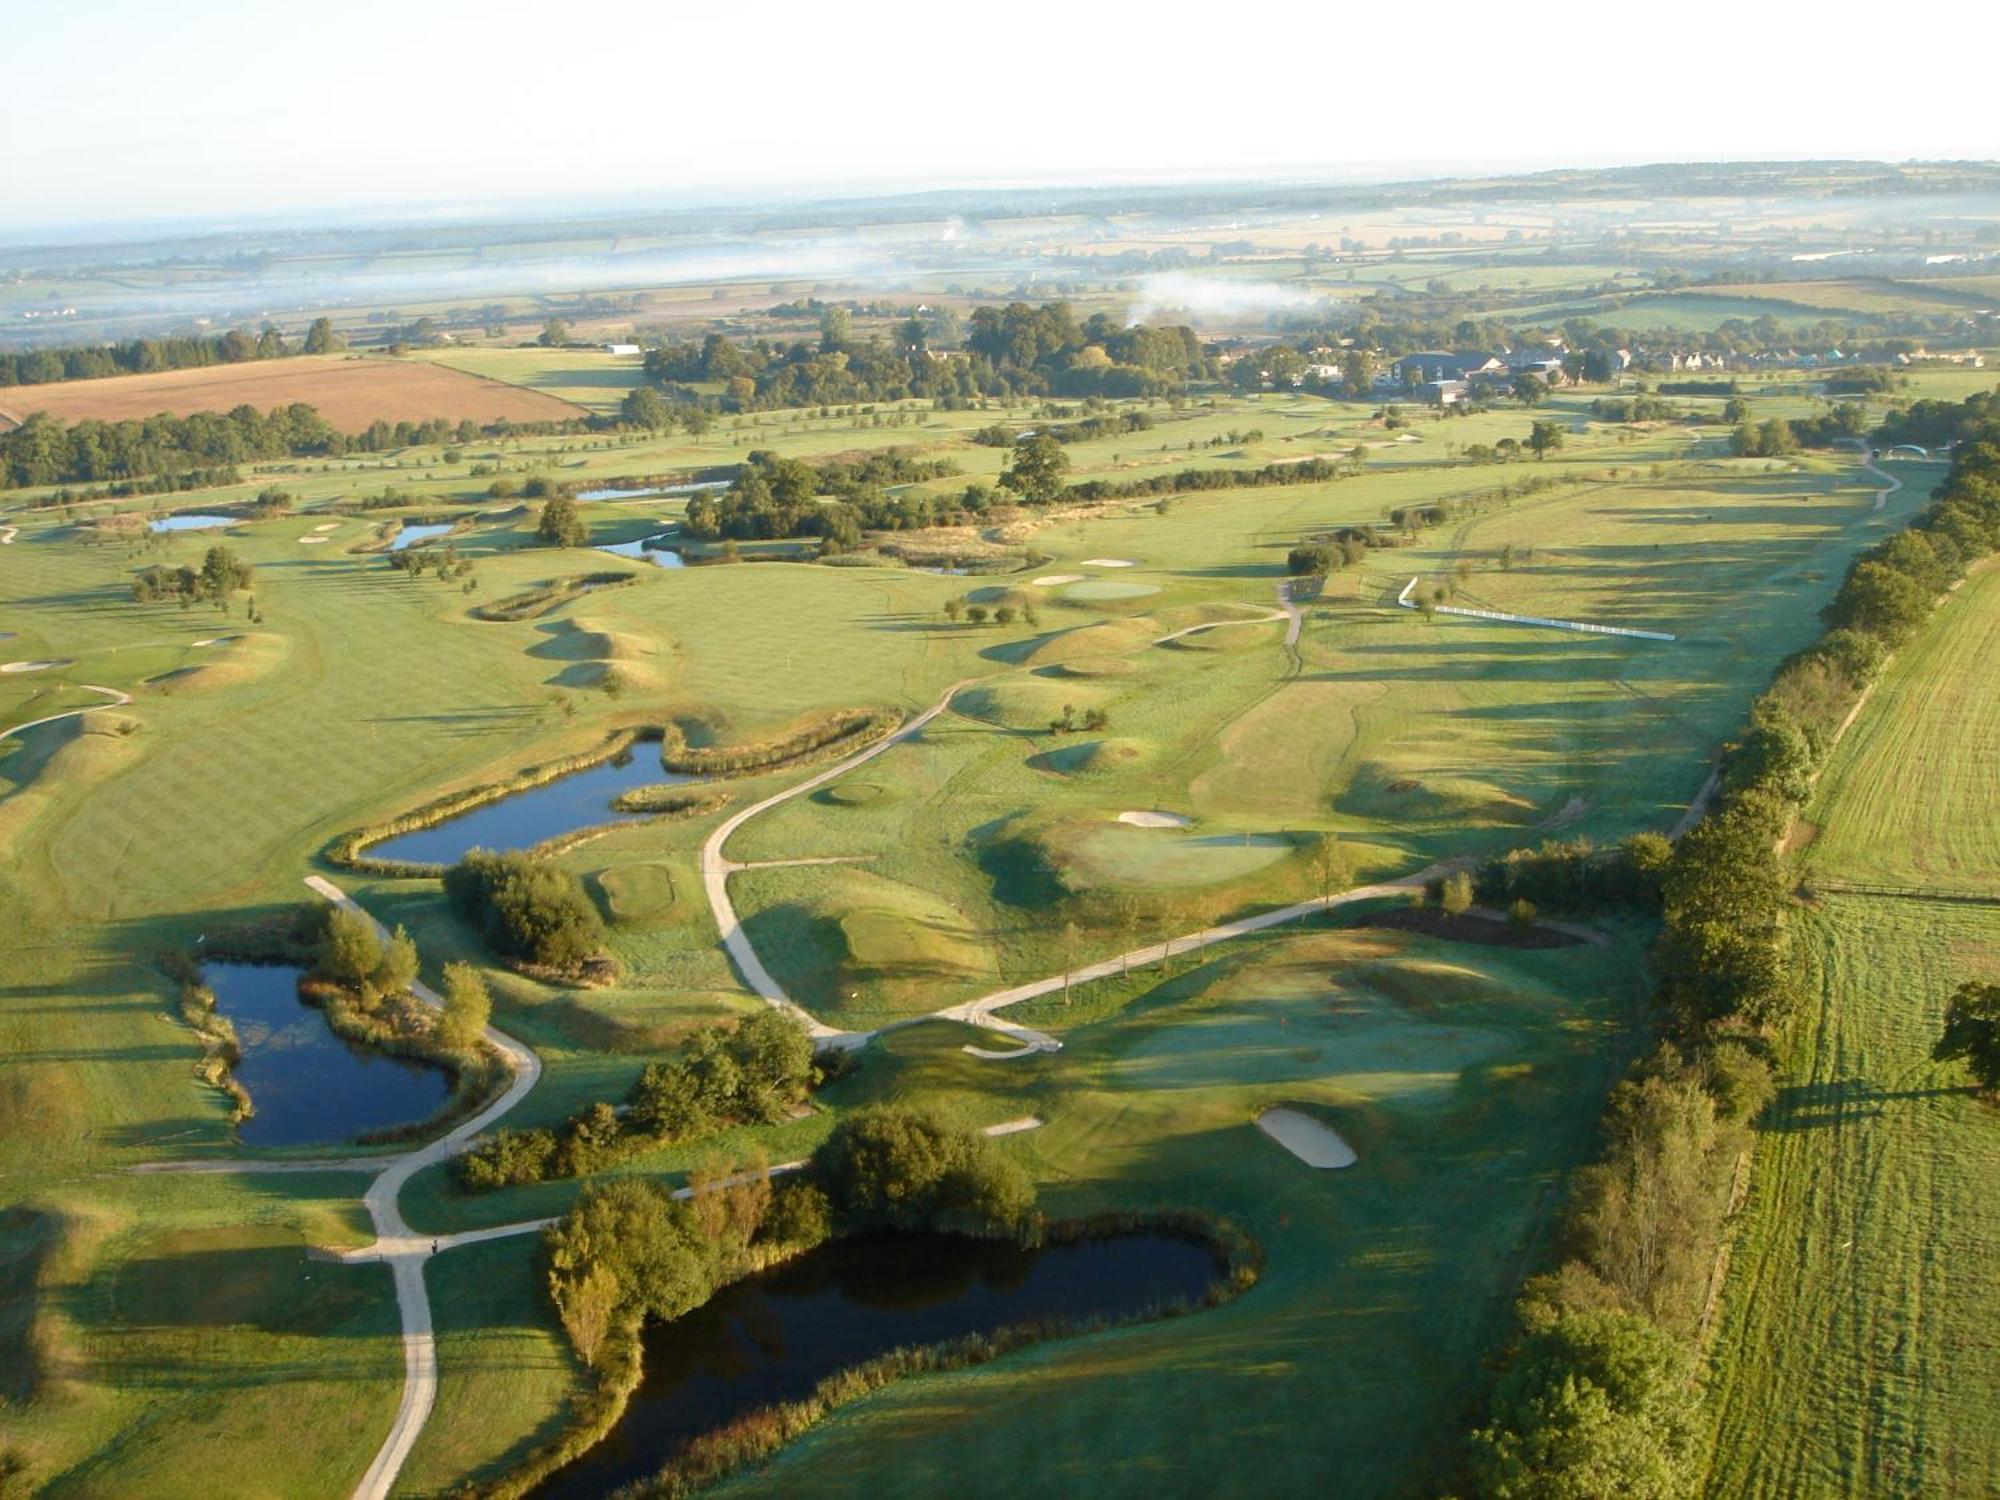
[1702, 564, 2000, 1496]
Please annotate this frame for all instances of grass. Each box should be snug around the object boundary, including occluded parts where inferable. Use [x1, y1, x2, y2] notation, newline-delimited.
[1701, 556, 2000, 1498]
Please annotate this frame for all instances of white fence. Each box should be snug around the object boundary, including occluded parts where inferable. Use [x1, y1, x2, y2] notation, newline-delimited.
[1397, 578, 1677, 642]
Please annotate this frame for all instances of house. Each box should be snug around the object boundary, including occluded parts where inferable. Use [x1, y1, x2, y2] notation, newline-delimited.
[1421, 379, 1470, 407]
[1394, 351, 1508, 386]
[603, 343, 641, 356]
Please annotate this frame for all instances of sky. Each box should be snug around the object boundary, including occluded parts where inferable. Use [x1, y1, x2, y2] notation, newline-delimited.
[6, 0, 1999, 231]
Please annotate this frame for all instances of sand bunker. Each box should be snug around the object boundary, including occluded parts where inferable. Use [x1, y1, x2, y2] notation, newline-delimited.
[193, 636, 238, 648]
[1, 660, 70, 674]
[299, 536, 330, 544]
[1257, 1108, 1356, 1169]
[1032, 574, 1084, 587]
[1081, 557, 1136, 568]
[1117, 810, 1191, 828]
[311, 522, 340, 532]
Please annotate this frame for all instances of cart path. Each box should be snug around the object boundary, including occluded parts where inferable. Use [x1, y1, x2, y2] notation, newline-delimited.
[0, 683, 131, 742]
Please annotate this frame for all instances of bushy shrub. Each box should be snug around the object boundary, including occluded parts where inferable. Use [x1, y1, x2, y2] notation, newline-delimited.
[444, 849, 604, 971]
[814, 1105, 1034, 1234]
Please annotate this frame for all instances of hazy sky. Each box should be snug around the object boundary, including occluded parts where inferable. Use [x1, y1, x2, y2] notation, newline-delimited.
[7, 0, 1998, 230]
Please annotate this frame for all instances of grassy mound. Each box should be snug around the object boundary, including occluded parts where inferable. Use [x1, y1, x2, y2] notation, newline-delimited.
[549, 660, 666, 694]
[817, 779, 890, 807]
[1351, 957, 1504, 1012]
[956, 679, 1106, 731]
[0, 710, 147, 845]
[1024, 619, 1156, 666]
[1028, 736, 1150, 777]
[529, 618, 660, 663]
[594, 862, 678, 925]
[1062, 578, 1162, 605]
[1045, 655, 1136, 678]
[144, 632, 286, 694]
[1338, 768, 1537, 826]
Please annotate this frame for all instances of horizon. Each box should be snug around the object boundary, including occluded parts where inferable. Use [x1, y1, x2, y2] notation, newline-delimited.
[7, 0, 1998, 234]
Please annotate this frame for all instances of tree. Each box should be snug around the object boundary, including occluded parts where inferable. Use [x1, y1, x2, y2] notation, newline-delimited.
[1528, 420, 1566, 459]
[1509, 897, 1538, 931]
[1935, 981, 2000, 1094]
[998, 434, 1070, 504]
[536, 493, 587, 548]
[439, 961, 491, 1049]
[620, 385, 674, 431]
[1513, 373, 1548, 406]
[370, 923, 419, 1002]
[1470, 1311, 1698, 1500]
[1441, 870, 1476, 917]
[539, 317, 570, 348]
[320, 908, 382, 991]
[557, 1261, 620, 1367]
[302, 317, 342, 355]
[1310, 837, 1349, 908]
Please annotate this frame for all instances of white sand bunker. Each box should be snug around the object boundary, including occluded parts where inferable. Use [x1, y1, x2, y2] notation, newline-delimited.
[1256, 1108, 1357, 1169]
[311, 522, 340, 532]
[299, 535, 330, 544]
[1, 660, 70, 674]
[193, 636, 238, 648]
[1032, 574, 1084, 587]
[1081, 557, 1137, 568]
[1118, 810, 1191, 828]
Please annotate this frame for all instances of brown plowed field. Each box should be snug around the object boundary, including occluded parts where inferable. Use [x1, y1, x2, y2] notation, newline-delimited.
[0, 355, 585, 432]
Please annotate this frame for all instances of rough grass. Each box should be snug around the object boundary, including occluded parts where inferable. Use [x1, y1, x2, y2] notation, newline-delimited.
[1802, 563, 2000, 894]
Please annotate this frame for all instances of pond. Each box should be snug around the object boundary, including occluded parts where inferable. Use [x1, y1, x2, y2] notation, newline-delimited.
[369, 748, 693, 865]
[390, 523, 455, 551]
[597, 532, 685, 568]
[203, 962, 451, 1148]
[534, 1230, 1218, 1498]
[149, 514, 238, 533]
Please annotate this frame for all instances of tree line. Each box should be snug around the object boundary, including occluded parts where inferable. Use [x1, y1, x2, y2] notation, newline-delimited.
[0, 318, 342, 389]
[681, 448, 965, 545]
[633, 302, 1207, 420]
[1, 402, 593, 493]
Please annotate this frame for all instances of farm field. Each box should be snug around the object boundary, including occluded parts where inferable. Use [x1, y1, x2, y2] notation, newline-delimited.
[1703, 567, 2000, 1496]
[413, 346, 650, 415]
[0, 354, 585, 431]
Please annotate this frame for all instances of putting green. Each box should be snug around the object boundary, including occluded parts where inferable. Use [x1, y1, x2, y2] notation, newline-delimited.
[1054, 822, 1292, 889]
[1063, 579, 1161, 603]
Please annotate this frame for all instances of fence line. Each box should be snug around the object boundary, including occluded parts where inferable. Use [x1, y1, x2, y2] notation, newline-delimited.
[1397, 578, 1677, 642]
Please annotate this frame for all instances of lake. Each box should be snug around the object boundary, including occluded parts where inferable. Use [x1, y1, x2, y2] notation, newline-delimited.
[369, 748, 692, 865]
[534, 1229, 1218, 1498]
[204, 962, 451, 1148]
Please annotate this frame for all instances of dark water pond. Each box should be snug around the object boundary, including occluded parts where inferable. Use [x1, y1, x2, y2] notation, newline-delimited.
[204, 962, 451, 1148]
[535, 1230, 1218, 1499]
[370, 749, 691, 865]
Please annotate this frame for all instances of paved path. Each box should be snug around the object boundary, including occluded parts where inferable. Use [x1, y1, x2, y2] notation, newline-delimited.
[0, 683, 130, 743]
[1396, 576, 1677, 642]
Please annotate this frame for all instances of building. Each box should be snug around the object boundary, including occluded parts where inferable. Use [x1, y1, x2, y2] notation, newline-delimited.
[1420, 379, 1470, 406]
[1394, 351, 1507, 385]
[603, 343, 641, 356]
